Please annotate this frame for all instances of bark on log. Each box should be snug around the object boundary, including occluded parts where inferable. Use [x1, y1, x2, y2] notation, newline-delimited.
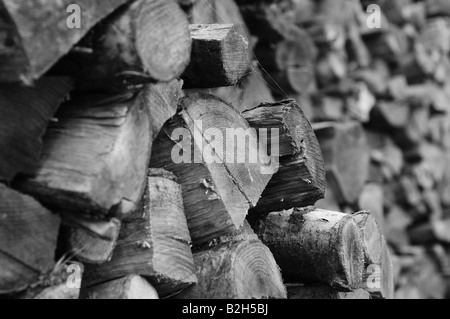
[182, 24, 249, 88]
[82, 169, 197, 298]
[313, 121, 370, 205]
[151, 93, 273, 243]
[80, 275, 159, 300]
[14, 90, 154, 219]
[287, 284, 371, 300]
[243, 100, 326, 217]
[175, 239, 287, 299]
[0, 184, 60, 295]
[0, 77, 73, 181]
[0, 0, 128, 83]
[257, 208, 365, 291]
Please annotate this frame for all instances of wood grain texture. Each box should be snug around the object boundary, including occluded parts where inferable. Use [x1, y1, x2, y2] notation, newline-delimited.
[0, 77, 73, 181]
[182, 24, 249, 88]
[14, 90, 153, 219]
[82, 170, 197, 298]
[244, 100, 325, 217]
[151, 93, 273, 243]
[0, 184, 60, 294]
[80, 276, 159, 300]
[0, 0, 128, 83]
[258, 208, 365, 291]
[175, 239, 286, 299]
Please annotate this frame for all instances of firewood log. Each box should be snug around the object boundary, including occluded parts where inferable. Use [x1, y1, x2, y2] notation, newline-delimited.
[182, 24, 249, 88]
[151, 93, 273, 243]
[0, 184, 60, 295]
[175, 238, 286, 299]
[0, 0, 128, 83]
[0, 77, 72, 181]
[80, 276, 159, 300]
[257, 208, 365, 291]
[287, 284, 371, 300]
[243, 100, 326, 217]
[313, 121, 370, 205]
[82, 169, 197, 298]
[351, 211, 383, 266]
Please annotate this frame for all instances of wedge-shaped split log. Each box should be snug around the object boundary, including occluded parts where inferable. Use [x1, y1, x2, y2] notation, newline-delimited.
[175, 239, 287, 299]
[0, 77, 73, 181]
[313, 121, 370, 205]
[56, 214, 121, 265]
[287, 284, 371, 300]
[257, 208, 365, 291]
[14, 90, 155, 219]
[82, 169, 197, 298]
[0, 0, 128, 83]
[243, 100, 326, 216]
[0, 184, 60, 295]
[151, 93, 274, 244]
[182, 24, 249, 88]
[80, 275, 159, 300]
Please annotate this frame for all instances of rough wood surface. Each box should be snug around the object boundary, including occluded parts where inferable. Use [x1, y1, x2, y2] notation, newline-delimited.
[287, 284, 371, 300]
[14, 90, 153, 219]
[313, 121, 370, 204]
[82, 169, 197, 298]
[151, 93, 273, 243]
[0, 0, 128, 83]
[0, 184, 60, 295]
[175, 239, 286, 299]
[80, 275, 159, 300]
[258, 208, 365, 291]
[182, 24, 249, 88]
[352, 211, 383, 266]
[243, 100, 325, 216]
[0, 77, 72, 181]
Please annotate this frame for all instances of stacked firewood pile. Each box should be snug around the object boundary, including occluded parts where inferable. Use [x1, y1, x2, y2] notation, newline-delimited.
[0, 0, 446, 300]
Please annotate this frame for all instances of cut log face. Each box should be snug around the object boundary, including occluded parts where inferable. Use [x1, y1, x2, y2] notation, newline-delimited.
[56, 216, 121, 265]
[352, 211, 383, 266]
[0, 0, 129, 83]
[313, 121, 370, 205]
[151, 93, 273, 243]
[80, 276, 159, 300]
[243, 100, 326, 216]
[82, 169, 197, 298]
[0, 77, 73, 181]
[175, 239, 287, 299]
[0, 184, 60, 295]
[182, 24, 249, 88]
[258, 208, 365, 291]
[86, 0, 191, 83]
[14, 90, 153, 219]
[287, 284, 371, 300]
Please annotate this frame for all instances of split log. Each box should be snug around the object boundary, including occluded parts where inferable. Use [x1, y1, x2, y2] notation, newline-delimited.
[243, 100, 325, 217]
[14, 90, 154, 219]
[81, 0, 192, 84]
[80, 276, 159, 300]
[55, 216, 121, 265]
[82, 169, 197, 298]
[0, 0, 128, 83]
[360, 241, 394, 299]
[351, 211, 383, 266]
[182, 24, 249, 88]
[257, 208, 365, 291]
[287, 284, 371, 300]
[408, 219, 450, 245]
[313, 121, 370, 205]
[175, 239, 286, 299]
[0, 184, 60, 295]
[151, 93, 273, 243]
[0, 77, 73, 181]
